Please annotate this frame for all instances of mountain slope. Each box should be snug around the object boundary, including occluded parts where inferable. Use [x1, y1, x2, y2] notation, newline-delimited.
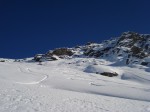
[0, 31, 150, 112]
[34, 31, 150, 67]
[74, 31, 150, 66]
[0, 58, 150, 112]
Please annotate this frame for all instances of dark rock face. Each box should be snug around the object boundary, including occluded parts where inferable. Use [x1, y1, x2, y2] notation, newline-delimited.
[84, 49, 95, 56]
[126, 59, 129, 65]
[84, 47, 112, 57]
[34, 48, 74, 61]
[0, 60, 5, 62]
[100, 72, 118, 77]
[51, 48, 73, 56]
[141, 62, 149, 66]
[117, 32, 142, 45]
[96, 72, 118, 77]
[94, 51, 104, 57]
[50, 56, 58, 61]
[131, 46, 141, 54]
[34, 54, 58, 62]
[34, 54, 44, 62]
[145, 44, 149, 50]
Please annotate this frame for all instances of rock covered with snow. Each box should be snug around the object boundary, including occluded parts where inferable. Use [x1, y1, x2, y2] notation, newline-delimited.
[32, 31, 150, 67]
[72, 31, 150, 66]
[0, 32, 150, 112]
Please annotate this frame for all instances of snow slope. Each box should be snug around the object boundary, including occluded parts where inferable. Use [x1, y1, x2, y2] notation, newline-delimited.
[0, 57, 150, 112]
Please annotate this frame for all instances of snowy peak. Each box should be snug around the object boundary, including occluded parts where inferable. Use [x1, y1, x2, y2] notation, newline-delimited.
[0, 32, 150, 112]
[33, 31, 150, 66]
[75, 31, 150, 66]
[117, 31, 149, 51]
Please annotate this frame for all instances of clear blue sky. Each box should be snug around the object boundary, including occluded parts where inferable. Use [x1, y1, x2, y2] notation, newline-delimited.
[0, 0, 150, 59]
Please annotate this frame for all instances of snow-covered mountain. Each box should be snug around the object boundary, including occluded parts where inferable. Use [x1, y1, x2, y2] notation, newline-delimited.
[81, 31, 150, 66]
[35, 31, 150, 67]
[0, 31, 150, 112]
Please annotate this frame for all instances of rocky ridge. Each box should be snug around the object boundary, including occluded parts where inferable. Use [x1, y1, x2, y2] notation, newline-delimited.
[34, 31, 150, 67]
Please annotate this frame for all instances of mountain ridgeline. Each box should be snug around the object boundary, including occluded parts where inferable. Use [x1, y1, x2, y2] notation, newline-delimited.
[34, 32, 150, 66]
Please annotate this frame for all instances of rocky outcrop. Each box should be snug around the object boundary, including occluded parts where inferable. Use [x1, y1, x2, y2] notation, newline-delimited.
[52, 48, 73, 56]
[34, 54, 44, 62]
[95, 72, 118, 77]
[46, 48, 74, 57]
[0, 60, 5, 62]
[33, 31, 150, 66]
[100, 72, 118, 77]
[78, 31, 150, 66]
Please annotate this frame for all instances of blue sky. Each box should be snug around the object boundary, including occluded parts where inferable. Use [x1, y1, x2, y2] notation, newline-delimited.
[0, 0, 150, 59]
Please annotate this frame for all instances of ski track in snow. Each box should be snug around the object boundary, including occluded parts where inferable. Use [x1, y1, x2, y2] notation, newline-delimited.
[15, 75, 48, 85]
[0, 59, 150, 112]
[16, 65, 48, 85]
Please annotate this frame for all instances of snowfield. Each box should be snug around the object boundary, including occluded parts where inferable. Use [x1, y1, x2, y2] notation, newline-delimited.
[0, 58, 150, 112]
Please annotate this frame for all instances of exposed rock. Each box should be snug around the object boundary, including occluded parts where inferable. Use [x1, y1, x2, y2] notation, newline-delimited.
[131, 46, 141, 54]
[34, 54, 44, 62]
[96, 72, 118, 77]
[0, 60, 5, 62]
[126, 59, 129, 65]
[84, 49, 94, 56]
[145, 44, 149, 50]
[50, 56, 58, 60]
[94, 51, 104, 57]
[45, 56, 58, 61]
[52, 48, 73, 56]
[141, 62, 149, 66]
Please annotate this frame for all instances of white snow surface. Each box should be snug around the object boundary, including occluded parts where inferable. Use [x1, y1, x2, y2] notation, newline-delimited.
[0, 58, 150, 112]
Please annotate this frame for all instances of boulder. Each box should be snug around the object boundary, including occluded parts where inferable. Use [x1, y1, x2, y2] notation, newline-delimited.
[100, 72, 118, 77]
[0, 60, 5, 62]
[34, 54, 44, 62]
[52, 48, 73, 56]
[141, 62, 149, 66]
